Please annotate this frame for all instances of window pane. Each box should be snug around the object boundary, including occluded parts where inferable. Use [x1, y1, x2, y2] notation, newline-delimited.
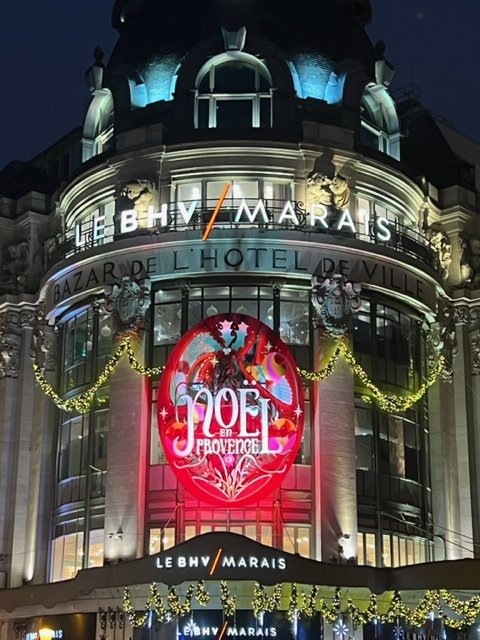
[406, 538, 414, 565]
[261, 525, 272, 546]
[88, 529, 104, 568]
[297, 528, 310, 558]
[260, 97, 271, 127]
[283, 527, 295, 554]
[382, 534, 392, 567]
[215, 62, 256, 92]
[216, 99, 252, 128]
[51, 532, 84, 581]
[365, 533, 376, 566]
[357, 534, 365, 565]
[154, 303, 181, 344]
[279, 301, 309, 344]
[185, 525, 196, 540]
[198, 98, 209, 128]
[399, 537, 407, 566]
[392, 536, 400, 567]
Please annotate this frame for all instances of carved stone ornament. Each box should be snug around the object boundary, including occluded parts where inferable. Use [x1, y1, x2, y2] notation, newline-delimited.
[121, 179, 155, 215]
[104, 276, 151, 335]
[471, 336, 480, 376]
[0, 333, 21, 379]
[30, 307, 58, 373]
[0, 241, 30, 294]
[428, 298, 458, 382]
[460, 229, 480, 288]
[311, 274, 361, 336]
[454, 305, 480, 326]
[424, 222, 452, 280]
[307, 172, 351, 209]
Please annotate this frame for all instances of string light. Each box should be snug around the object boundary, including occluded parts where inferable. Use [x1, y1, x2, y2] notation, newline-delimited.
[220, 580, 236, 617]
[253, 583, 283, 618]
[168, 584, 194, 617]
[123, 584, 480, 629]
[302, 585, 318, 618]
[34, 334, 444, 414]
[33, 337, 165, 414]
[195, 580, 210, 606]
[287, 583, 298, 621]
[298, 343, 444, 412]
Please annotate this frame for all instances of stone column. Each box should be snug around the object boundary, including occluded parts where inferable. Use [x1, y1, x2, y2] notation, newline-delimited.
[310, 276, 361, 562]
[24, 316, 58, 583]
[428, 375, 462, 560]
[429, 302, 479, 559]
[103, 277, 151, 561]
[104, 338, 150, 561]
[0, 307, 41, 587]
[450, 318, 476, 556]
[470, 334, 480, 558]
[315, 337, 357, 562]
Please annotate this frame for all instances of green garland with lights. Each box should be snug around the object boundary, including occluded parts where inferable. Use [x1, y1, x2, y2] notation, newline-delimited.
[220, 580, 236, 617]
[252, 583, 283, 617]
[123, 583, 480, 629]
[33, 337, 444, 415]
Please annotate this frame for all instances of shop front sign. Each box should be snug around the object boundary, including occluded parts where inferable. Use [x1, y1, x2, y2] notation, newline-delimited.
[44, 238, 437, 314]
[73, 199, 394, 247]
[176, 610, 320, 640]
[157, 314, 304, 505]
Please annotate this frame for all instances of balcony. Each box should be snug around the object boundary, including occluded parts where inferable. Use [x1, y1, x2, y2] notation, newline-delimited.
[47, 199, 440, 272]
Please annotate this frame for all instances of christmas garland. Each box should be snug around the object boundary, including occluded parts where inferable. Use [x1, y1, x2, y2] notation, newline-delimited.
[33, 337, 444, 414]
[123, 583, 480, 630]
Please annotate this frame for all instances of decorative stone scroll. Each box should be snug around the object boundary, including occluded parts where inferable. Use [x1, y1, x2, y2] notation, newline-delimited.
[311, 274, 361, 337]
[104, 276, 151, 336]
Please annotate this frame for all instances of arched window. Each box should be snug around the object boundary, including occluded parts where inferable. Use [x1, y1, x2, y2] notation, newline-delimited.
[82, 89, 114, 162]
[360, 84, 400, 160]
[195, 53, 272, 129]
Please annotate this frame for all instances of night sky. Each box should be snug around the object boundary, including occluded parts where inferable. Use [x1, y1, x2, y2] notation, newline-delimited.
[1, 1, 479, 171]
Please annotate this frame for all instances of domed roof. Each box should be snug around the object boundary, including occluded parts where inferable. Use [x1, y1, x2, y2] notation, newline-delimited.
[107, 0, 376, 77]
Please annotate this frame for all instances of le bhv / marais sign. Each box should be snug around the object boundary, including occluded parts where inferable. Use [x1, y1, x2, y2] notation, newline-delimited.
[154, 548, 288, 573]
[73, 200, 395, 247]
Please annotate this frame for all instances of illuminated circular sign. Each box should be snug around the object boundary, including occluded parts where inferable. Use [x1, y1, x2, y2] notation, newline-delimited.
[157, 314, 304, 506]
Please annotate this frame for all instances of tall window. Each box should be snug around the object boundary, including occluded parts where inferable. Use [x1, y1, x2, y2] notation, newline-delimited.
[195, 54, 272, 128]
[52, 305, 113, 582]
[360, 84, 400, 160]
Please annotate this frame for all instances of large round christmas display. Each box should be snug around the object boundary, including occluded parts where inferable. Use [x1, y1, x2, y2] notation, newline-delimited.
[157, 314, 304, 505]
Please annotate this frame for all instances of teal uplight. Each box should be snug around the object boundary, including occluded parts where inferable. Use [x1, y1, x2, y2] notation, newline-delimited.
[138, 53, 182, 103]
[288, 51, 345, 105]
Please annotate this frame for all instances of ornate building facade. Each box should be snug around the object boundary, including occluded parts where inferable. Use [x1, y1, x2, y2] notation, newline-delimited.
[1, 1, 480, 639]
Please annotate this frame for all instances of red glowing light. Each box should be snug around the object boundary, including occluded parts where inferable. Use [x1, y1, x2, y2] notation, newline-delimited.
[157, 314, 304, 506]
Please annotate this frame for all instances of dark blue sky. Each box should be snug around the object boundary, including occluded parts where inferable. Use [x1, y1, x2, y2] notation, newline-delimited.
[1, 1, 479, 171]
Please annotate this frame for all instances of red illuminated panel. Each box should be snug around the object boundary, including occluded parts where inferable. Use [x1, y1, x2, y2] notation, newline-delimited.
[157, 314, 304, 506]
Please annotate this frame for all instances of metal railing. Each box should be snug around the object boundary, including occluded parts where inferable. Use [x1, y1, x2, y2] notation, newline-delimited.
[47, 199, 440, 272]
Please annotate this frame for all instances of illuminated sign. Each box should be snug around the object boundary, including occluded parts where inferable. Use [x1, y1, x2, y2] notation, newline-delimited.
[157, 314, 304, 505]
[176, 610, 321, 640]
[45, 241, 437, 313]
[180, 620, 277, 637]
[26, 633, 63, 640]
[74, 200, 393, 246]
[155, 549, 287, 571]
